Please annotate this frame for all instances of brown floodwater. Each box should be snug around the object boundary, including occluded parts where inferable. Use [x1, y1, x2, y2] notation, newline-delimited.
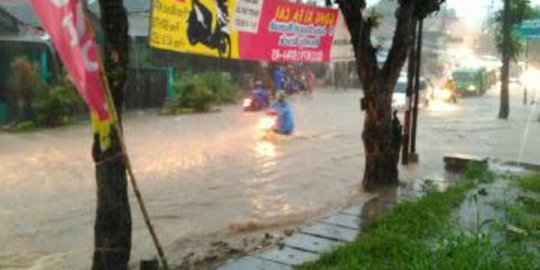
[0, 88, 539, 269]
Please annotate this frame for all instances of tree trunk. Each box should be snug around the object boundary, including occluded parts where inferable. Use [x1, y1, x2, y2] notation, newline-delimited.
[499, 0, 511, 119]
[338, 1, 418, 191]
[362, 82, 400, 191]
[92, 1, 131, 270]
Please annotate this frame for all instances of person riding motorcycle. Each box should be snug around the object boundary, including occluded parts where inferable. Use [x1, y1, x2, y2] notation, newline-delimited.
[269, 91, 295, 135]
[187, 0, 231, 57]
[445, 78, 458, 103]
[251, 80, 269, 110]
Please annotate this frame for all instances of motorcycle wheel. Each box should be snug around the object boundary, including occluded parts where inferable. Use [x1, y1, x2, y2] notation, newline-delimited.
[218, 35, 232, 58]
[187, 14, 201, 46]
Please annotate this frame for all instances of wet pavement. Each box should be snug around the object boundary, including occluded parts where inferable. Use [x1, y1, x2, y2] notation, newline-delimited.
[0, 87, 539, 269]
[217, 160, 539, 270]
[218, 196, 373, 270]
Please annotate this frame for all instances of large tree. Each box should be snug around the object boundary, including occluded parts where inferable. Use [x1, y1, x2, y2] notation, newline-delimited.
[494, 0, 533, 119]
[92, 1, 131, 269]
[336, 0, 444, 190]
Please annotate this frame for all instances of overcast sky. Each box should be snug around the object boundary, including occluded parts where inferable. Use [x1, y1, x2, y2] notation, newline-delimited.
[446, 0, 540, 25]
[364, 0, 540, 26]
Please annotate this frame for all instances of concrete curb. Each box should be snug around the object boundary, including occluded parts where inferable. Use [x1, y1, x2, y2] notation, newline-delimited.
[216, 195, 376, 270]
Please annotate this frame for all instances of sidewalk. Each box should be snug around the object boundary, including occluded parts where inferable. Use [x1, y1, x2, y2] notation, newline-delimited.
[216, 194, 378, 270]
[216, 156, 540, 270]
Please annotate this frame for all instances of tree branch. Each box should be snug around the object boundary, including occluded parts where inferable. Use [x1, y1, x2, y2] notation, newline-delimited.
[382, 1, 416, 89]
[337, 0, 379, 91]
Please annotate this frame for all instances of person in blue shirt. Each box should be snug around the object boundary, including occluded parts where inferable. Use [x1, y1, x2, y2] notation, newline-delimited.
[270, 91, 295, 135]
[252, 80, 269, 109]
[274, 66, 285, 91]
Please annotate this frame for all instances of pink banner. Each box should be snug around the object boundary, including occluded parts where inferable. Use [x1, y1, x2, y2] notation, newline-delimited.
[150, 0, 338, 63]
[238, 1, 338, 62]
[30, 0, 110, 120]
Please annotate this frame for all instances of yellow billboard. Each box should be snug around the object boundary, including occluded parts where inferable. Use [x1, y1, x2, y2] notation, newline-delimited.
[150, 0, 240, 58]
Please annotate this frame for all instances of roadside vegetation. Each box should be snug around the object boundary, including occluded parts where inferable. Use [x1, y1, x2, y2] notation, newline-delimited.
[32, 76, 85, 127]
[5, 58, 242, 131]
[161, 71, 240, 114]
[6, 57, 85, 132]
[300, 165, 539, 270]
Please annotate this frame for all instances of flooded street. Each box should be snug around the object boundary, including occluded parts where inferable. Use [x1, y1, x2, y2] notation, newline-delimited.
[1, 88, 539, 269]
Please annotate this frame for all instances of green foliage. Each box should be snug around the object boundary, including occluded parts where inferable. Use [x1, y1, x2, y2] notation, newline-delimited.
[518, 173, 540, 193]
[463, 162, 494, 184]
[420, 179, 439, 195]
[183, 82, 216, 112]
[11, 120, 40, 132]
[300, 165, 539, 270]
[32, 77, 85, 126]
[158, 106, 194, 116]
[170, 72, 239, 113]
[493, 0, 535, 60]
[5, 58, 84, 129]
[504, 202, 540, 238]
[510, 173, 540, 237]
[301, 166, 480, 270]
[414, 0, 446, 19]
[359, 0, 445, 20]
[198, 72, 239, 104]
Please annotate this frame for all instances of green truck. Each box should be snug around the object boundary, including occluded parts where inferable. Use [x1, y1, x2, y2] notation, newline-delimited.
[452, 67, 497, 96]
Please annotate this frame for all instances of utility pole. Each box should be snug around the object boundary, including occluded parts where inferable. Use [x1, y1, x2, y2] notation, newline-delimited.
[524, 40, 529, 105]
[401, 20, 418, 165]
[410, 19, 424, 164]
[499, 0, 511, 119]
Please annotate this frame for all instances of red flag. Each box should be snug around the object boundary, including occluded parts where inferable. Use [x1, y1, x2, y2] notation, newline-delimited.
[30, 0, 110, 120]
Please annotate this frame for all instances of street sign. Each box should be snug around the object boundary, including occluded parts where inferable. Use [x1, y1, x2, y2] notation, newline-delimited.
[517, 19, 540, 39]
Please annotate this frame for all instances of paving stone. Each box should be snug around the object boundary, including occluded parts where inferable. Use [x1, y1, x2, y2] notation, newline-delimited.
[323, 214, 362, 229]
[284, 233, 342, 254]
[340, 205, 363, 217]
[254, 247, 319, 266]
[217, 256, 292, 270]
[301, 223, 359, 242]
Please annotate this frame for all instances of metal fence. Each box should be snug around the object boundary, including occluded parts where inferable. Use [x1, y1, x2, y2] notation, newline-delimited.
[125, 67, 169, 109]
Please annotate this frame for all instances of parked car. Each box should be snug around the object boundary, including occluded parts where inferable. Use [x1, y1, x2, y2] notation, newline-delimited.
[392, 75, 431, 111]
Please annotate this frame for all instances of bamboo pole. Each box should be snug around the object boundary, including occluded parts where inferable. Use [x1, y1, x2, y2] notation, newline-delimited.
[112, 108, 170, 270]
[87, 4, 169, 268]
[98, 54, 170, 270]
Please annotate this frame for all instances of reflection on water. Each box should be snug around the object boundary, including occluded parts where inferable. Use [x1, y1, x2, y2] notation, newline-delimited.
[428, 100, 460, 113]
[254, 141, 277, 159]
[2, 91, 540, 269]
[250, 138, 283, 219]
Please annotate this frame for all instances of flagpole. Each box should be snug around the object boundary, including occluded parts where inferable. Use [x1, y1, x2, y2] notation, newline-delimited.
[86, 6, 169, 270]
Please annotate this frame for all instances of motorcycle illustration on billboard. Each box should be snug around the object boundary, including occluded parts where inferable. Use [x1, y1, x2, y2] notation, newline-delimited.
[187, 0, 232, 58]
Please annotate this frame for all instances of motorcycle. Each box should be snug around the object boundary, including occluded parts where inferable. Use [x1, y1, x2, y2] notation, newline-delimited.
[434, 87, 457, 104]
[243, 95, 269, 112]
[258, 109, 278, 139]
[284, 77, 301, 95]
[187, 0, 231, 58]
